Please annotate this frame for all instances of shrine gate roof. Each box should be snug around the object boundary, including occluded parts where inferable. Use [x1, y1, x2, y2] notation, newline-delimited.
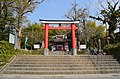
[40, 19, 79, 24]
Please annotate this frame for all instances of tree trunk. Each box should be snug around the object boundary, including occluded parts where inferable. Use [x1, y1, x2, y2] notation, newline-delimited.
[16, 15, 22, 49]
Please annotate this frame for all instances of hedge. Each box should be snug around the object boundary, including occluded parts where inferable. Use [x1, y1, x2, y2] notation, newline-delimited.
[0, 41, 14, 54]
[0, 41, 15, 67]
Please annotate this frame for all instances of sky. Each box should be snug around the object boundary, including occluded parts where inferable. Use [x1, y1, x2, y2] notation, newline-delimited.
[26, 0, 101, 24]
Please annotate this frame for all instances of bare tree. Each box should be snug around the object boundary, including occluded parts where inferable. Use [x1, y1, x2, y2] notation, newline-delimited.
[65, 1, 88, 51]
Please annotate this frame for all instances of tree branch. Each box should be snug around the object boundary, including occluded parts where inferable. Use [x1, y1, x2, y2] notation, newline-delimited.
[21, 10, 32, 16]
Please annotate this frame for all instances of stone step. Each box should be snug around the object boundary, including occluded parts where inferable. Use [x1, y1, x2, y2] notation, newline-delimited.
[2, 55, 120, 75]
[17, 56, 114, 59]
[15, 59, 117, 61]
[12, 60, 118, 63]
[16, 55, 115, 58]
[17, 57, 114, 60]
[11, 62, 119, 65]
[16, 56, 116, 58]
[14, 58, 118, 61]
[9, 63, 120, 67]
[12, 60, 92, 63]
[3, 69, 120, 74]
[11, 62, 93, 64]
[13, 59, 91, 61]
[91, 59, 118, 61]
[6, 66, 120, 70]
[9, 64, 95, 67]
[93, 61, 119, 64]
[14, 59, 90, 61]
[6, 67, 97, 70]
[19, 68, 118, 71]
[18, 55, 113, 56]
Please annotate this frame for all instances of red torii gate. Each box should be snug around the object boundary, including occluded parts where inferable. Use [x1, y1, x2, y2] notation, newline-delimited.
[40, 19, 79, 55]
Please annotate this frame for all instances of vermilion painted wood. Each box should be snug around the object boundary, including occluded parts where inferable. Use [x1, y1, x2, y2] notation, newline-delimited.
[71, 23, 76, 49]
[42, 26, 78, 30]
[43, 23, 77, 49]
[44, 23, 49, 48]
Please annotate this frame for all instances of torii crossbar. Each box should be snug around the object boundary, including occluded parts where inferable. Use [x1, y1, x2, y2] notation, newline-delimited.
[40, 19, 79, 55]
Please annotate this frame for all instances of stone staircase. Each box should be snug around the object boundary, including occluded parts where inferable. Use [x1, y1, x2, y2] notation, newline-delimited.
[1, 55, 120, 75]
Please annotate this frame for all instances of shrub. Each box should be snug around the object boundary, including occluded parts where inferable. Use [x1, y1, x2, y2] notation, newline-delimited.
[0, 41, 44, 68]
[0, 41, 14, 54]
[0, 41, 14, 67]
[14, 48, 44, 55]
[77, 50, 86, 54]
[103, 42, 120, 55]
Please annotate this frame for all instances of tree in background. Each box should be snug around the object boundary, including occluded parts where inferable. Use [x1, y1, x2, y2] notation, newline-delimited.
[65, 2, 88, 21]
[22, 23, 43, 49]
[13, 0, 45, 49]
[85, 21, 105, 49]
[65, 1, 105, 50]
[0, 0, 16, 41]
[0, 0, 45, 48]
[90, 0, 120, 44]
[65, 1, 88, 51]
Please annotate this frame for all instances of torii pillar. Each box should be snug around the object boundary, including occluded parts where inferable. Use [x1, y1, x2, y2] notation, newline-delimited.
[44, 23, 49, 55]
[71, 23, 77, 55]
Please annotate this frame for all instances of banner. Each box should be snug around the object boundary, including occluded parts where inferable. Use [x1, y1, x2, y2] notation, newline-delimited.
[9, 33, 15, 44]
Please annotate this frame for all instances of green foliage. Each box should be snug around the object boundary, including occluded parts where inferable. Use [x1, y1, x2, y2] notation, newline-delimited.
[14, 49, 44, 55]
[103, 44, 114, 51]
[21, 23, 43, 49]
[103, 42, 120, 54]
[77, 50, 86, 54]
[90, 1, 120, 39]
[114, 33, 120, 43]
[0, 41, 14, 67]
[81, 21, 105, 48]
[0, 53, 13, 62]
[0, 0, 16, 41]
[0, 41, 14, 54]
[4, 0, 45, 49]
[0, 40, 44, 68]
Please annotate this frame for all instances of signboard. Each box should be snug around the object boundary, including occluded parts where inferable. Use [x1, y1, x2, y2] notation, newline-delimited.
[80, 45, 86, 49]
[9, 33, 15, 44]
[34, 44, 40, 49]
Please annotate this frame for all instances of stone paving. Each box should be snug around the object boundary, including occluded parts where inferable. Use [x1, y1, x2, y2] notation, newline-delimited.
[0, 74, 120, 79]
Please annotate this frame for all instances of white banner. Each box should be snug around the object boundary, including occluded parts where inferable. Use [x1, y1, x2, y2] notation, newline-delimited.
[34, 44, 40, 49]
[9, 33, 15, 44]
[80, 45, 86, 49]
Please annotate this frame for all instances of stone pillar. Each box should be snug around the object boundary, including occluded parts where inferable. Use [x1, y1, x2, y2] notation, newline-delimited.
[44, 23, 49, 55]
[71, 23, 77, 55]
